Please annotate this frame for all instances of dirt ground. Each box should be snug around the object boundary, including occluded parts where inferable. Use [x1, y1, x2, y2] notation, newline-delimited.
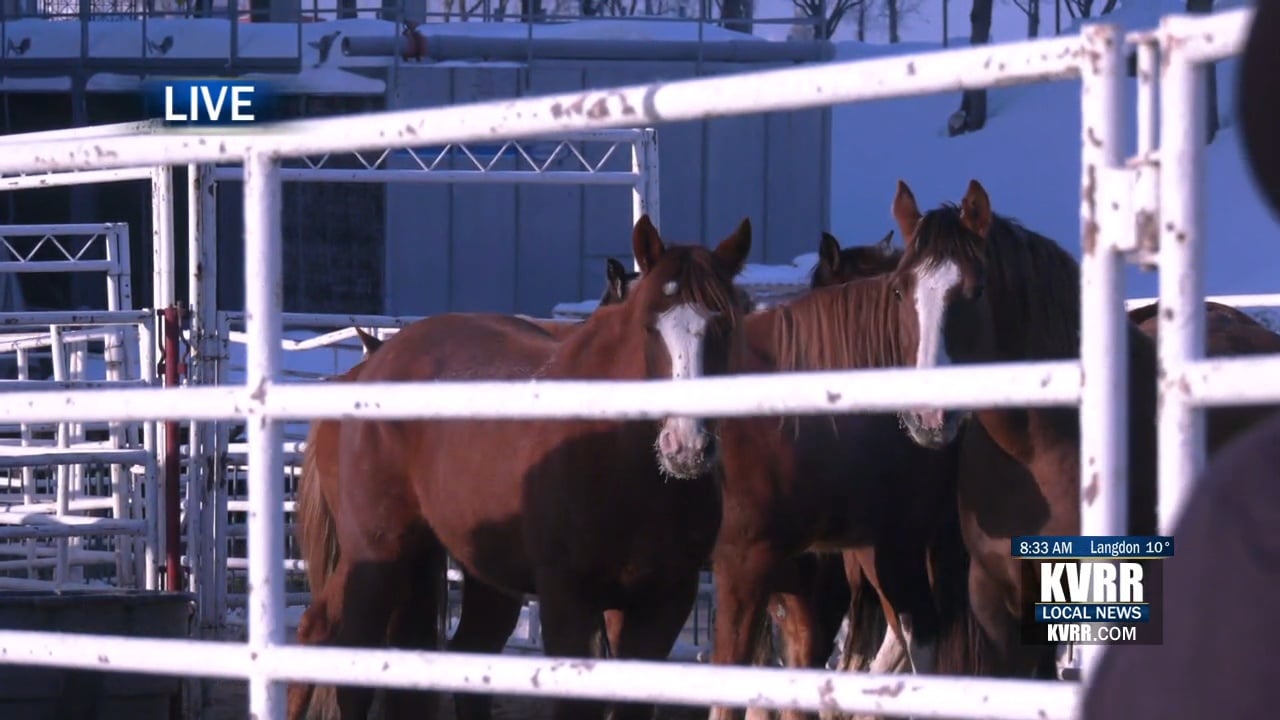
[202, 679, 710, 720]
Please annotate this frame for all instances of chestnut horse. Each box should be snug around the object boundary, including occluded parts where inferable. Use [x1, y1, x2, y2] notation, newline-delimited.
[291, 216, 753, 720]
[559, 227, 971, 720]
[290, 257, 647, 719]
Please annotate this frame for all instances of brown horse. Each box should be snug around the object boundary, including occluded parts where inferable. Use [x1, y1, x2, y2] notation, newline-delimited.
[882, 178, 1159, 680]
[768, 227, 967, 691]
[292, 215, 753, 720]
[808, 228, 1280, 687]
[1126, 299, 1280, 451]
[808, 230, 901, 289]
[291, 258, 645, 720]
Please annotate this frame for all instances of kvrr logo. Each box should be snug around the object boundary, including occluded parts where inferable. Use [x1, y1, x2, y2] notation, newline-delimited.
[1040, 560, 1144, 604]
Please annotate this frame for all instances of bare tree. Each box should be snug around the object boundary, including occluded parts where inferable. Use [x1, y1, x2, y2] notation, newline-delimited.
[441, 0, 497, 21]
[886, 0, 900, 41]
[1059, 0, 1115, 19]
[948, 0, 992, 135]
[791, 0, 866, 39]
[1009, 0, 1040, 37]
[721, 0, 754, 33]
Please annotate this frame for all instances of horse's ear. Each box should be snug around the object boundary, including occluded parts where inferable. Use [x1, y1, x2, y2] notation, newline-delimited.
[959, 179, 993, 238]
[876, 229, 894, 253]
[631, 215, 664, 274]
[713, 217, 752, 277]
[605, 258, 627, 299]
[892, 180, 922, 249]
[355, 327, 382, 355]
[818, 232, 841, 272]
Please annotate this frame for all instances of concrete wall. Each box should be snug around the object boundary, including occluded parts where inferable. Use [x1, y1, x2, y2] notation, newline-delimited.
[383, 58, 831, 317]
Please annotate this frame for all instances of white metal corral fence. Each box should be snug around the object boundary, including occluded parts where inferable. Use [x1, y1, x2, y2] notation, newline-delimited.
[191, 130, 666, 646]
[0, 223, 158, 592]
[0, 126, 666, 649]
[0, 8, 1275, 720]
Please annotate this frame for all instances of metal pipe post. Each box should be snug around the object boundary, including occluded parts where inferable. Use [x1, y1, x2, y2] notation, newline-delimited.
[189, 162, 221, 632]
[1156, 38, 1207, 534]
[162, 305, 184, 591]
[243, 150, 286, 720]
[630, 129, 661, 272]
[1075, 22, 1129, 682]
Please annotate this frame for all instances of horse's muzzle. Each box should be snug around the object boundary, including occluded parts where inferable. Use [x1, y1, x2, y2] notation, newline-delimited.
[900, 408, 964, 450]
[656, 418, 718, 479]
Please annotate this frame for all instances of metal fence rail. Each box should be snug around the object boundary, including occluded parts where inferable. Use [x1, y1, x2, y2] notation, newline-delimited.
[0, 7, 1272, 720]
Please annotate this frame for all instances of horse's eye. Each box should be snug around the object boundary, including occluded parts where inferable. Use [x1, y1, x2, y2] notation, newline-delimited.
[972, 283, 985, 300]
[893, 287, 903, 300]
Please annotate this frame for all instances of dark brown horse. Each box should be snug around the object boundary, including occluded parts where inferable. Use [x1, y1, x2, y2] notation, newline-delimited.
[807, 227, 1280, 687]
[704, 247, 992, 719]
[292, 216, 753, 720]
[809, 230, 901, 289]
[881, 178, 1159, 679]
[771, 227, 968, 691]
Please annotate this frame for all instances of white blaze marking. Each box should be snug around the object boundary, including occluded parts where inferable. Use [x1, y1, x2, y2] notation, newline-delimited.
[912, 261, 961, 370]
[655, 303, 710, 445]
[662, 280, 679, 297]
[656, 303, 709, 381]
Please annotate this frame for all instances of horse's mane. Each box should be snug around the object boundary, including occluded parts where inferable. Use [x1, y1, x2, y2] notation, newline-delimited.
[914, 203, 1081, 361]
[768, 275, 904, 373]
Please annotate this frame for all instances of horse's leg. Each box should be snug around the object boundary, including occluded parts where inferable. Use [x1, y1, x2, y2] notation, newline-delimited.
[845, 554, 915, 720]
[332, 558, 412, 719]
[606, 573, 702, 720]
[964, 561, 1018, 676]
[448, 572, 525, 720]
[767, 591, 824, 720]
[835, 552, 889, 675]
[847, 550, 908, 677]
[709, 542, 781, 720]
[868, 541, 939, 678]
[534, 574, 608, 720]
[382, 541, 450, 720]
[771, 554, 851, 670]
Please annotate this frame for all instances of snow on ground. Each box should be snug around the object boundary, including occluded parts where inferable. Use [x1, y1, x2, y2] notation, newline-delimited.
[824, 0, 1279, 303]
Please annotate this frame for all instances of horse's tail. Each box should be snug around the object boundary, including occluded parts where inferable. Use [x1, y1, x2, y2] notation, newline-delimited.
[298, 421, 339, 594]
[930, 502, 992, 676]
[289, 421, 341, 720]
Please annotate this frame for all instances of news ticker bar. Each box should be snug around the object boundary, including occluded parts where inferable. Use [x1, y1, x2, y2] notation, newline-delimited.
[1010, 534, 1175, 559]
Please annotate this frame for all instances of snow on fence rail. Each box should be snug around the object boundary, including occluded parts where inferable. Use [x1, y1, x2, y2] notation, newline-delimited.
[0, 8, 1275, 720]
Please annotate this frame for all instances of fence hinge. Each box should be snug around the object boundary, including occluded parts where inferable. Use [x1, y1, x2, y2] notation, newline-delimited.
[1110, 151, 1160, 270]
